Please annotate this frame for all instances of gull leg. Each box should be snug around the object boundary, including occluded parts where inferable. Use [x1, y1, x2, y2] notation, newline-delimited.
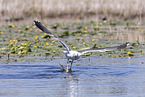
[69, 60, 73, 72]
[66, 61, 69, 73]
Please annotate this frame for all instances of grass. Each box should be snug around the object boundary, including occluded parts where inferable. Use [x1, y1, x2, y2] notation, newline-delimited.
[0, 20, 145, 64]
[1, 0, 145, 23]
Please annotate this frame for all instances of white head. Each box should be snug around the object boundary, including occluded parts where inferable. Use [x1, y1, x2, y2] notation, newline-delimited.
[63, 50, 81, 60]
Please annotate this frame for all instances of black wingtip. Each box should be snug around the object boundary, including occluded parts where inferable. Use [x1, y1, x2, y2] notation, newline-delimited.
[126, 42, 130, 46]
[33, 20, 45, 32]
[126, 42, 129, 44]
[33, 20, 37, 25]
[33, 20, 39, 24]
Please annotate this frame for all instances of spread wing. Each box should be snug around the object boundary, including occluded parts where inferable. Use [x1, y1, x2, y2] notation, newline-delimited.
[34, 20, 70, 51]
[80, 42, 129, 55]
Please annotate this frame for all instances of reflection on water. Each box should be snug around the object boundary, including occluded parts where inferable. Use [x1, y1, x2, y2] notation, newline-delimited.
[89, 27, 145, 43]
[0, 57, 145, 97]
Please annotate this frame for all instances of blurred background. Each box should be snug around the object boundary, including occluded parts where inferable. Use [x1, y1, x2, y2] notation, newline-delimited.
[0, 0, 145, 25]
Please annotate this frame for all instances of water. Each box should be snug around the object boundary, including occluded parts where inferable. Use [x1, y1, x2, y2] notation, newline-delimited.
[0, 57, 145, 97]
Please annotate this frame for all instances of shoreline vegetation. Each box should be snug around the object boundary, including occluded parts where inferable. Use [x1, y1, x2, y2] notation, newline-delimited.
[0, 0, 145, 25]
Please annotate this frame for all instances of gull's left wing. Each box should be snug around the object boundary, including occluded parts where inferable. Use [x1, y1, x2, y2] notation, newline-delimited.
[80, 42, 129, 55]
[34, 20, 70, 51]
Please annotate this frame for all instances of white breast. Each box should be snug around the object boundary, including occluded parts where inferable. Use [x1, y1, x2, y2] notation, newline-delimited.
[63, 50, 81, 60]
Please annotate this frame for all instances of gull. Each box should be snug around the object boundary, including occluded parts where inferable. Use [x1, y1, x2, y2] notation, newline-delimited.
[34, 20, 129, 73]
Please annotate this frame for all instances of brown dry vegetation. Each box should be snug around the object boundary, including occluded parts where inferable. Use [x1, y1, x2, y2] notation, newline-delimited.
[0, 0, 145, 24]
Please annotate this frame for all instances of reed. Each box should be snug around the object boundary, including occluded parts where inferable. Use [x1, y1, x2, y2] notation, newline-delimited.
[0, 0, 145, 21]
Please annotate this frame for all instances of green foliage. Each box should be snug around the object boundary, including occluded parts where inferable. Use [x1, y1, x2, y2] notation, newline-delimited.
[110, 22, 116, 26]
[0, 20, 144, 63]
[99, 31, 108, 33]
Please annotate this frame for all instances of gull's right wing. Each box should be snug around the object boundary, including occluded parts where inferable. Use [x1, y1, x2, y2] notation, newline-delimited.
[80, 42, 129, 55]
[34, 20, 70, 51]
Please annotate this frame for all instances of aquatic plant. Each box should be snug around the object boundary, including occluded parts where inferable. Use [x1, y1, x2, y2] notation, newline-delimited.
[0, 20, 145, 64]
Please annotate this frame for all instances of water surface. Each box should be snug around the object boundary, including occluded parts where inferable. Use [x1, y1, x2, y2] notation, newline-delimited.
[0, 57, 145, 97]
